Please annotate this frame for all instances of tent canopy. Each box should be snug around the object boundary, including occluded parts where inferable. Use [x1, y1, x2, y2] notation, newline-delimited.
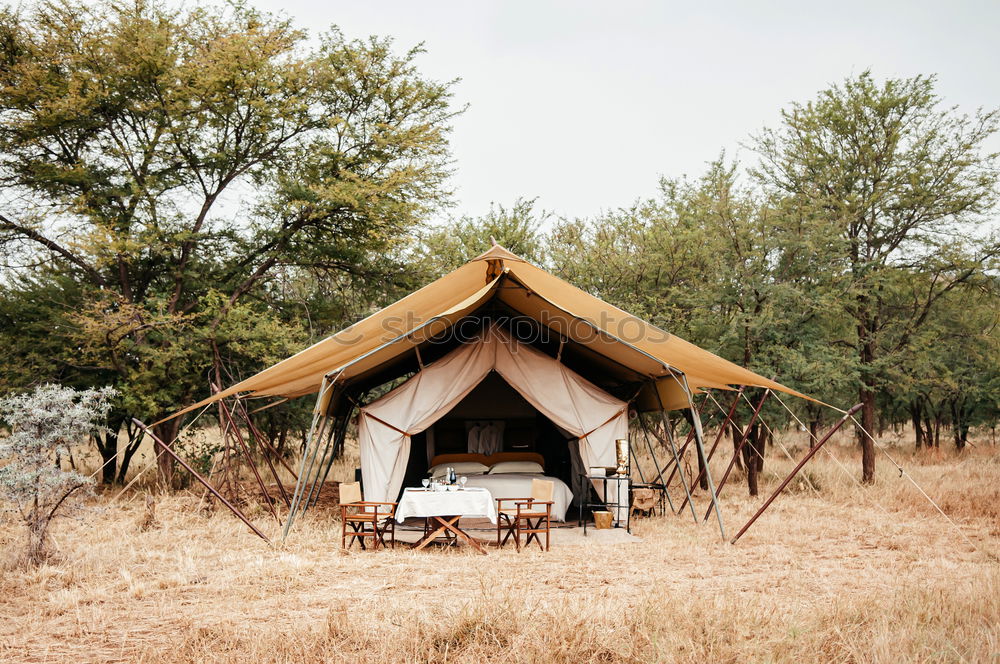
[163, 244, 813, 422]
[358, 328, 626, 502]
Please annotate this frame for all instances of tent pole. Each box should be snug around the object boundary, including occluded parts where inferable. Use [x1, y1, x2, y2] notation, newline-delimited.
[730, 403, 861, 543]
[237, 394, 300, 479]
[628, 425, 647, 484]
[308, 414, 350, 509]
[637, 411, 677, 514]
[132, 418, 270, 544]
[679, 387, 744, 513]
[636, 410, 664, 484]
[651, 403, 719, 484]
[309, 410, 351, 508]
[652, 379, 699, 522]
[305, 406, 352, 509]
[282, 376, 335, 541]
[661, 431, 694, 486]
[234, 396, 293, 507]
[216, 392, 280, 523]
[674, 374, 726, 540]
[289, 397, 334, 519]
[705, 388, 770, 522]
[300, 411, 339, 512]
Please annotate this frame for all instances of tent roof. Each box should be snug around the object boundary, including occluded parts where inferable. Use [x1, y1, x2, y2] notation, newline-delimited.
[161, 244, 814, 422]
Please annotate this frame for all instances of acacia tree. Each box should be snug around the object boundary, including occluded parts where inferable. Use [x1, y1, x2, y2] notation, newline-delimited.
[549, 160, 858, 491]
[752, 72, 999, 482]
[0, 0, 457, 484]
[0, 384, 115, 565]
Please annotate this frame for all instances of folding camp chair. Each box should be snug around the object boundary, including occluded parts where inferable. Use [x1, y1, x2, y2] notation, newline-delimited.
[339, 482, 396, 550]
[496, 479, 554, 551]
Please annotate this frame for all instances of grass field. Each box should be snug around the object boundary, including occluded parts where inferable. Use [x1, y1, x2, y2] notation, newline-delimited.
[1, 430, 998, 663]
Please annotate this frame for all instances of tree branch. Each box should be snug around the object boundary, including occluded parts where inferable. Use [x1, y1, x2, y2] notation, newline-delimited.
[0, 213, 107, 287]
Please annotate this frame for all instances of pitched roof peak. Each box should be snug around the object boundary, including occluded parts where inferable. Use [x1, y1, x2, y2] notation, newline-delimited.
[471, 244, 526, 263]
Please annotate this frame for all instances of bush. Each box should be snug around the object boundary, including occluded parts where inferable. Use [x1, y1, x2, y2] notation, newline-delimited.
[0, 384, 115, 565]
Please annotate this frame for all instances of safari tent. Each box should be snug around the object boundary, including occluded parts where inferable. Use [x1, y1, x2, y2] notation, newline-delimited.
[159, 244, 829, 540]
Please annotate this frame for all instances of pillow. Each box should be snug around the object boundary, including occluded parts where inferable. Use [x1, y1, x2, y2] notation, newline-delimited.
[488, 460, 544, 475]
[428, 461, 489, 479]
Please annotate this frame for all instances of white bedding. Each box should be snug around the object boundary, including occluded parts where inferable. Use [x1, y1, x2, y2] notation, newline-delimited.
[461, 473, 574, 521]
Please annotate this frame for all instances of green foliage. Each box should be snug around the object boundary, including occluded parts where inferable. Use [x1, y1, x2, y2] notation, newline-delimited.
[0, 0, 458, 480]
[546, 69, 1000, 450]
[0, 10, 997, 496]
[419, 198, 549, 275]
[750, 71, 999, 471]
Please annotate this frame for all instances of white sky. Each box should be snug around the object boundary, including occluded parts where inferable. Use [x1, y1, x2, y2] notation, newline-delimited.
[255, 0, 1000, 222]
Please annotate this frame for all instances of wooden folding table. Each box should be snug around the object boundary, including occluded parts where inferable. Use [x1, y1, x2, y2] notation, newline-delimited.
[395, 487, 497, 555]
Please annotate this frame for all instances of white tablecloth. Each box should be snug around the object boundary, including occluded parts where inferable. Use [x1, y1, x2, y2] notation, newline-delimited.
[395, 487, 498, 524]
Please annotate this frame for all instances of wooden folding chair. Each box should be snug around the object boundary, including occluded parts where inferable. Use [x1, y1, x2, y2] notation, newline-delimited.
[496, 478, 554, 551]
[339, 482, 396, 550]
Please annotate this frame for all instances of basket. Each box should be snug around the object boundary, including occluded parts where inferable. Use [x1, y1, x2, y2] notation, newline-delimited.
[593, 510, 613, 529]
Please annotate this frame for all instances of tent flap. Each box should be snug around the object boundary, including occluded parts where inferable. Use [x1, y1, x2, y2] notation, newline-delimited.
[357, 329, 626, 502]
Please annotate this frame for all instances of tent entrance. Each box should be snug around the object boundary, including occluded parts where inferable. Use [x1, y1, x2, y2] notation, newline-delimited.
[402, 371, 578, 492]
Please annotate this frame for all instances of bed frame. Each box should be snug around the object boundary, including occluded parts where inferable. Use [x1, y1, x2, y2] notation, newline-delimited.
[429, 452, 546, 470]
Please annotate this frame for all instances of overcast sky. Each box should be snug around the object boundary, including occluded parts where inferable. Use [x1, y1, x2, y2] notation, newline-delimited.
[255, 0, 1000, 222]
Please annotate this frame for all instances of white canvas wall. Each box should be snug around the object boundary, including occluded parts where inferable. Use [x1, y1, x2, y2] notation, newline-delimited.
[356, 329, 628, 502]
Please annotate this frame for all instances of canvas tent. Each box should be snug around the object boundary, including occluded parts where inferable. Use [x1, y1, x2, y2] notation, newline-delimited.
[157, 244, 818, 537]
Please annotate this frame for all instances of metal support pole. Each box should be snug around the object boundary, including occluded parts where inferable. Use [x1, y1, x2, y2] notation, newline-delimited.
[652, 404, 718, 484]
[282, 377, 336, 540]
[304, 409, 347, 509]
[680, 387, 744, 513]
[637, 411, 677, 514]
[217, 396, 280, 523]
[674, 374, 725, 540]
[132, 418, 270, 544]
[629, 425, 647, 483]
[652, 379, 699, 522]
[730, 403, 862, 543]
[636, 413, 661, 484]
[308, 414, 350, 508]
[706, 388, 771, 522]
[233, 396, 292, 507]
[662, 430, 695, 487]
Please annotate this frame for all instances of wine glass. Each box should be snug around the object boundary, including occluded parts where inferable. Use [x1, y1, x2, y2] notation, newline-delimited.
[421, 478, 430, 490]
[460, 476, 468, 490]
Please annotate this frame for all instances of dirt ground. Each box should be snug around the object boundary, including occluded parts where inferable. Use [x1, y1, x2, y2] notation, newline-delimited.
[1, 437, 998, 663]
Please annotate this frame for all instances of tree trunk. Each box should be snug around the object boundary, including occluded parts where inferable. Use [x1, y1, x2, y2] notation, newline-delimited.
[755, 429, 768, 473]
[910, 400, 924, 449]
[25, 509, 49, 566]
[93, 417, 125, 485]
[855, 289, 878, 483]
[115, 424, 145, 484]
[743, 422, 761, 497]
[808, 418, 820, 447]
[858, 386, 876, 483]
[950, 398, 969, 451]
[153, 419, 181, 488]
[98, 429, 118, 485]
[857, 332, 877, 484]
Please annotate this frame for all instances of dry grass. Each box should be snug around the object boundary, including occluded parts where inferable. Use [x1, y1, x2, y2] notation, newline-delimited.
[1, 433, 998, 663]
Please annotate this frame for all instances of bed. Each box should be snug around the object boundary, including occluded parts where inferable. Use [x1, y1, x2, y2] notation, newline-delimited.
[427, 453, 574, 521]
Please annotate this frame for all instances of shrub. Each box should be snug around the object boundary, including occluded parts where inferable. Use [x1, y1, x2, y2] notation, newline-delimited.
[0, 384, 115, 565]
